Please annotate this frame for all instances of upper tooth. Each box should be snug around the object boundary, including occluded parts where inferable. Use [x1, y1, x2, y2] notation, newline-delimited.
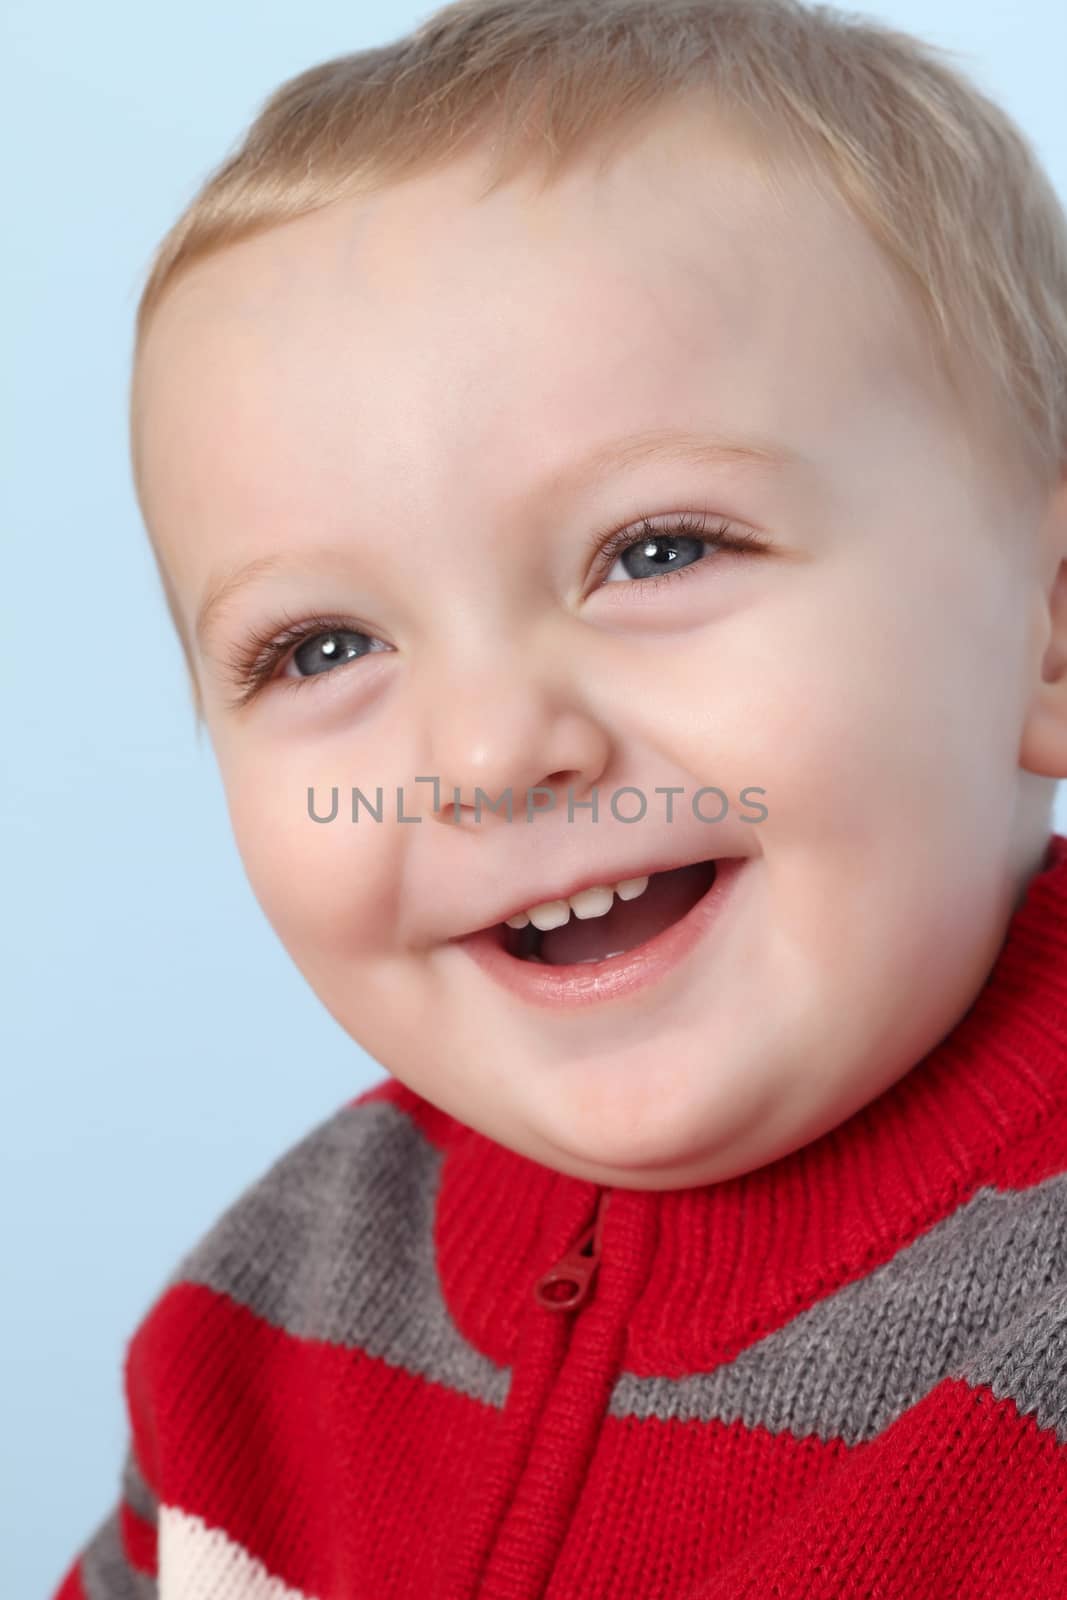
[504, 874, 650, 930]
[569, 885, 615, 920]
[526, 900, 571, 932]
[615, 877, 650, 901]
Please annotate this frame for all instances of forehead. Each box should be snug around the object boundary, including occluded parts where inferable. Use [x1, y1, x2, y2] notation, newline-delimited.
[134, 100, 953, 610]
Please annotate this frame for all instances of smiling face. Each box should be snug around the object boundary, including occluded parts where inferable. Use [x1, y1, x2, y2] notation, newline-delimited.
[133, 99, 1063, 1189]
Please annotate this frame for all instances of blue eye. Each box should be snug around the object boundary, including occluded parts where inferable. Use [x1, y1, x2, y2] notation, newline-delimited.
[590, 512, 767, 591]
[223, 611, 392, 710]
[603, 530, 708, 583]
[289, 628, 379, 679]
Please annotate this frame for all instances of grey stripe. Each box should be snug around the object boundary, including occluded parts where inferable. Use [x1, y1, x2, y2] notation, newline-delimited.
[608, 1171, 1067, 1445]
[956, 1280, 1067, 1436]
[79, 1508, 157, 1600]
[161, 1093, 1067, 1444]
[120, 1446, 158, 1528]
[166, 1097, 511, 1408]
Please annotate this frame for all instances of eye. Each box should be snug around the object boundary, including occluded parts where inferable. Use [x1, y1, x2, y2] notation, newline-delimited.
[287, 628, 378, 679]
[588, 511, 767, 594]
[223, 611, 392, 710]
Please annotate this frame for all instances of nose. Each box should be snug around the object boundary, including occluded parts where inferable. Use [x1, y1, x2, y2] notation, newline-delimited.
[417, 656, 613, 831]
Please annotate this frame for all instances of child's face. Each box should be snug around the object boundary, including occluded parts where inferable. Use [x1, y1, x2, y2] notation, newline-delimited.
[135, 101, 1061, 1188]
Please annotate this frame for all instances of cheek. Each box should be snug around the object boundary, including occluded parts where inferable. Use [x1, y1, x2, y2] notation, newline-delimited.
[749, 558, 1026, 845]
[649, 575, 966, 838]
[221, 759, 395, 959]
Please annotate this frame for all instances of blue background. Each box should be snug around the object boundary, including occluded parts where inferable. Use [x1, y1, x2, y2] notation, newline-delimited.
[3, 1, 1064, 1592]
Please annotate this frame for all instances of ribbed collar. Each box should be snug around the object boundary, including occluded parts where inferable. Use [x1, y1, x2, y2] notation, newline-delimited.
[418, 833, 1067, 1374]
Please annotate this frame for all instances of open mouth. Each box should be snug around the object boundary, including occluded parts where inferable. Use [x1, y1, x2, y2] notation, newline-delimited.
[496, 858, 719, 967]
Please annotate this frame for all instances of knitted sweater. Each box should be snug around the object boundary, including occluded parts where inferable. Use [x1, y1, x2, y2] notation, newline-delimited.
[53, 836, 1067, 1600]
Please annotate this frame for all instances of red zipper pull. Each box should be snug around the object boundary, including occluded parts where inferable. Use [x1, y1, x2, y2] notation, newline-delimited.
[534, 1191, 609, 1311]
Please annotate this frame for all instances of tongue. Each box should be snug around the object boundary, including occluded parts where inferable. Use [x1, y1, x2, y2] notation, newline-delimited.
[539, 860, 717, 965]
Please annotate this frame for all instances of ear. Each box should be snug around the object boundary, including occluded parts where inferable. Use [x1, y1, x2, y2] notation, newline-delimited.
[1019, 464, 1067, 779]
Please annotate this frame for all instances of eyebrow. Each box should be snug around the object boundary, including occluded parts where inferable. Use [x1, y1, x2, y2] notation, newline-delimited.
[194, 427, 802, 654]
[541, 426, 803, 495]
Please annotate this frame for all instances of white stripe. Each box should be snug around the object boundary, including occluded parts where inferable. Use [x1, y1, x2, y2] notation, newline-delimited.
[158, 1506, 318, 1600]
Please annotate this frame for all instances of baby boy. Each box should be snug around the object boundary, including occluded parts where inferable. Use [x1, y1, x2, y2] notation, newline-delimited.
[54, 1, 1067, 1596]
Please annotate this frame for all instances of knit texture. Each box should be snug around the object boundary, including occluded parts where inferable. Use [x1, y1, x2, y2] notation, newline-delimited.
[53, 836, 1067, 1598]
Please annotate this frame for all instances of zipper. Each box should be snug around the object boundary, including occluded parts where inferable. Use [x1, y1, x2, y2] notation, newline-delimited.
[533, 1189, 610, 1311]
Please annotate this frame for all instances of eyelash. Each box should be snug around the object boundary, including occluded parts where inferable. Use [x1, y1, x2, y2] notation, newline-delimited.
[223, 509, 767, 709]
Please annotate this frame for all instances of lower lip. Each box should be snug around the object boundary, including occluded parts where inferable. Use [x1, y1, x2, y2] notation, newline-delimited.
[452, 856, 748, 1009]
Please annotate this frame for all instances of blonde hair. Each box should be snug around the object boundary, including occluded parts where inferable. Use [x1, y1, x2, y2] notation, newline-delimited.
[130, 0, 1067, 727]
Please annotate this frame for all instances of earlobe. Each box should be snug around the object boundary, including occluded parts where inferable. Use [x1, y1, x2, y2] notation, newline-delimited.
[1019, 540, 1067, 779]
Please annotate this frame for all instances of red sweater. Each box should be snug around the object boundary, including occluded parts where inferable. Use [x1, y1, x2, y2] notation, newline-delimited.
[53, 835, 1067, 1599]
